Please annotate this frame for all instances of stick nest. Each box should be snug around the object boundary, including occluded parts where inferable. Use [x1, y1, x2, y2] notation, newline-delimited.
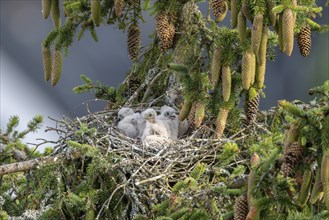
[47, 105, 275, 218]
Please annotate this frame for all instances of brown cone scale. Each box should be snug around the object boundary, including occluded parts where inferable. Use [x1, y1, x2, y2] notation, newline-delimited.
[210, 0, 228, 22]
[245, 93, 260, 125]
[297, 25, 311, 57]
[234, 194, 249, 220]
[156, 12, 175, 51]
[127, 23, 141, 60]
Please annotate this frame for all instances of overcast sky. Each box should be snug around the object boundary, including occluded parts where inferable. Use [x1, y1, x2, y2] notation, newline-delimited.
[0, 0, 328, 148]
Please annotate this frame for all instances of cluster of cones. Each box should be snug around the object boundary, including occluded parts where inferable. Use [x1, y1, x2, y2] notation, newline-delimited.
[208, 0, 314, 134]
[41, 0, 62, 86]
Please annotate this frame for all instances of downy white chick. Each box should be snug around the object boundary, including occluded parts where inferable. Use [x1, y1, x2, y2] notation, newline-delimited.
[117, 114, 138, 139]
[157, 105, 179, 140]
[118, 107, 134, 120]
[133, 112, 146, 138]
[141, 108, 170, 141]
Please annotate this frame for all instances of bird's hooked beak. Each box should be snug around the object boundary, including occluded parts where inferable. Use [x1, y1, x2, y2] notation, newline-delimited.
[169, 112, 177, 120]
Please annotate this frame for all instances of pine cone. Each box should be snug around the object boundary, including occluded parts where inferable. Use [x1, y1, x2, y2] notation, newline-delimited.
[51, 49, 63, 86]
[42, 0, 51, 19]
[282, 9, 295, 56]
[241, 51, 256, 90]
[245, 93, 260, 125]
[127, 23, 141, 60]
[156, 12, 175, 51]
[234, 194, 249, 220]
[241, 2, 253, 21]
[51, 0, 61, 28]
[297, 25, 311, 57]
[211, 48, 222, 88]
[215, 107, 229, 138]
[114, 0, 125, 17]
[194, 102, 206, 128]
[222, 65, 231, 102]
[255, 27, 268, 89]
[266, 1, 276, 27]
[237, 11, 247, 43]
[188, 102, 197, 129]
[42, 46, 52, 82]
[251, 13, 264, 55]
[255, 61, 266, 89]
[128, 78, 140, 96]
[91, 0, 102, 27]
[179, 100, 193, 121]
[281, 142, 303, 177]
[210, 0, 227, 22]
[230, 0, 239, 28]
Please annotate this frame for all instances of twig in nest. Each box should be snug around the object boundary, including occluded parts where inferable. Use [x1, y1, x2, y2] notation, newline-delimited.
[141, 69, 167, 105]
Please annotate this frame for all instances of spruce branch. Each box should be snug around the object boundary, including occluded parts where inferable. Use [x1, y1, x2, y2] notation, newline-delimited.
[0, 151, 81, 176]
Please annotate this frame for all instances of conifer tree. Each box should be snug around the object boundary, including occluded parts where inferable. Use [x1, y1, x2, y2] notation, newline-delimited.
[1, 0, 329, 219]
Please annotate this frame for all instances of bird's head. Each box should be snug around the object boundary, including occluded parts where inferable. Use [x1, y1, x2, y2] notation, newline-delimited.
[123, 114, 137, 125]
[142, 109, 157, 122]
[118, 107, 134, 120]
[161, 106, 178, 120]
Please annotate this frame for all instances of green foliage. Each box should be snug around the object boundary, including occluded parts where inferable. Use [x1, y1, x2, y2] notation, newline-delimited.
[5, 0, 329, 218]
[0, 115, 44, 164]
[73, 74, 117, 103]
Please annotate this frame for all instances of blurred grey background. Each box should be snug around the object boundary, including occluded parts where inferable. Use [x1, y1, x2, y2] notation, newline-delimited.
[0, 0, 328, 145]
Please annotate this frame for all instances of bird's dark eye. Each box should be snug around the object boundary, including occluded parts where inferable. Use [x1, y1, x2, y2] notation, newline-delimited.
[165, 112, 169, 116]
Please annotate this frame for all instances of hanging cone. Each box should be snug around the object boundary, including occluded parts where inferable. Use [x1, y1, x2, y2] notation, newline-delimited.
[230, 0, 239, 28]
[179, 100, 193, 121]
[188, 102, 197, 128]
[91, 0, 102, 27]
[321, 150, 329, 211]
[255, 61, 266, 89]
[282, 9, 295, 56]
[114, 0, 125, 17]
[51, 49, 63, 86]
[278, 14, 284, 51]
[245, 92, 259, 125]
[128, 77, 140, 96]
[298, 169, 312, 207]
[194, 102, 206, 128]
[237, 11, 247, 43]
[50, 0, 61, 28]
[222, 65, 231, 102]
[211, 48, 222, 88]
[215, 107, 229, 138]
[297, 25, 311, 57]
[127, 23, 141, 60]
[266, 1, 276, 27]
[310, 169, 323, 204]
[241, 2, 253, 22]
[250, 52, 256, 86]
[247, 154, 259, 208]
[257, 26, 268, 64]
[241, 51, 256, 90]
[255, 26, 268, 89]
[251, 13, 264, 55]
[156, 11, 175, 51]
[42, 0, 51, 19]
[234, 194, 249, 220]
[281, 142, 303, 177]
[210, 0, 228, 22]
[42, 46, 52, 82]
